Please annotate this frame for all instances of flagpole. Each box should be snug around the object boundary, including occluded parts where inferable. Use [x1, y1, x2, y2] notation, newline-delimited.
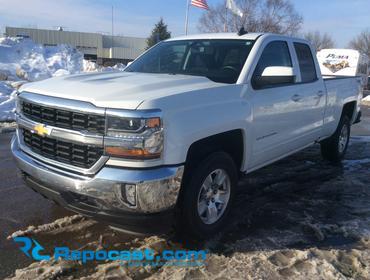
[224, 0, 228, 32]
[111, 6, 114, 48]
[185, 0, 190, 35]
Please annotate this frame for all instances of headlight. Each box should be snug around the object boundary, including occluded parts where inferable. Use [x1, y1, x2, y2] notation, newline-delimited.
[15, 95, 21, 114]
[104, 115, 163, 160]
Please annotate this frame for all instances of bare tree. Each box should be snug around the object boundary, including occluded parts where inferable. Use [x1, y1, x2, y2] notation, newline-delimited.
[303, 31, 335, 51]
[348, 29, 370, 58]
[198, 0, 303, 35]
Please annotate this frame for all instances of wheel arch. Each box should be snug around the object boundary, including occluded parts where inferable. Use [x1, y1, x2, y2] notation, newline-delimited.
[184, 129, 245, 177]
[342, 101, 357, 123]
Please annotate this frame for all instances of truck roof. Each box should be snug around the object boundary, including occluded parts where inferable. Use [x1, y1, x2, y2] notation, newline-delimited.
[166, 32, 264, 41]
[166, 32, 310, 44]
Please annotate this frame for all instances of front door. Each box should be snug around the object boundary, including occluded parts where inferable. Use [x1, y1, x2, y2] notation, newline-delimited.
[248, 40, 308, 168]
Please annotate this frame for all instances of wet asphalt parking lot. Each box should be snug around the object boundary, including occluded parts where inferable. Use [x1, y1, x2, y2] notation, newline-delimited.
[1, 106, 370, 279]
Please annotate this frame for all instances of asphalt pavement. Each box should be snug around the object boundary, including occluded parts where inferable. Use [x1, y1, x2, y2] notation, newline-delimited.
[1, 106, 369, 279]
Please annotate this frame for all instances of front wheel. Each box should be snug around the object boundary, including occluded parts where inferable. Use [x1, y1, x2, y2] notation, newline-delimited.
[176, 152, 237, 238]
[320, 115, 350, 163]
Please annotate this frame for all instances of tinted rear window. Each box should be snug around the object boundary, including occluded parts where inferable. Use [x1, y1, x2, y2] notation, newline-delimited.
[294, 43, 317, 83]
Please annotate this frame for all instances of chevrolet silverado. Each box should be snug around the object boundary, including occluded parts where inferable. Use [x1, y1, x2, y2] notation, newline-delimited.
[11, 33, 362, 237]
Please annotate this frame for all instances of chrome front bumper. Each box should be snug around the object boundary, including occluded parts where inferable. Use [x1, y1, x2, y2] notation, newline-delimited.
[11, 135, 184, 214]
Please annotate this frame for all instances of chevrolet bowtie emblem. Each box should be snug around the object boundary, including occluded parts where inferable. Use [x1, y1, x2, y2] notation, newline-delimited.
[32, 124, 52, 137]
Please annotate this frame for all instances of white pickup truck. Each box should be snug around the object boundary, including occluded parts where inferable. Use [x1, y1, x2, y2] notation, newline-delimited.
[12, 33, 362, 237]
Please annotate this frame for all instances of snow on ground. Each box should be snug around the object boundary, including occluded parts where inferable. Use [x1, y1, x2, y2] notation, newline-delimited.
[3, 137, 370, 279]
[0, 37, 126, 122]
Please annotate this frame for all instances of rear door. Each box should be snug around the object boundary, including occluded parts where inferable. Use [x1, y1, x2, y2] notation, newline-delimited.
[291, 42, 326, 142]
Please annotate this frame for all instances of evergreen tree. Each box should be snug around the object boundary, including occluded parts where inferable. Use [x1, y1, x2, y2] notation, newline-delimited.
[146, 18, 171, 49]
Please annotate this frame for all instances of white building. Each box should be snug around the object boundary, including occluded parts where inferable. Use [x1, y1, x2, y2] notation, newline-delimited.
[5, 26, 146, 65]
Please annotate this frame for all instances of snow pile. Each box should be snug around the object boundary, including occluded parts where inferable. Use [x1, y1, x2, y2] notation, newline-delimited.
[82, 59, 99, 72]
[107, 63, 127, 72]
[0, 37, 126, 123]
[362, 95, 370, 105]
[0, 81, 17, 122]
[82, 60, 126, 73]
[7, 215, 89, 239]
[0, 37, 83, 81]
[0, 37, 82, 122]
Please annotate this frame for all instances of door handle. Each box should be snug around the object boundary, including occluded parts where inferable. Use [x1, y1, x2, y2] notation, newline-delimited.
[291, 94, 302, 102]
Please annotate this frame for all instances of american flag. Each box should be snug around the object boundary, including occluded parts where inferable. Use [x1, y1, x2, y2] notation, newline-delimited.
[191, 0, 209, 10]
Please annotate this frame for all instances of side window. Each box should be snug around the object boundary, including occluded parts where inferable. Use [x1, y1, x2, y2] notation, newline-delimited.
[294, 43, 317, 83]
[252, 41, 293, 88]
[254, 41, 292, 76]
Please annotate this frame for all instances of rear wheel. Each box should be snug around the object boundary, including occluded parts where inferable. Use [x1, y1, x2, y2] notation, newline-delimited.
[320, 115, 350, 162]
[177, 152, 237, 238]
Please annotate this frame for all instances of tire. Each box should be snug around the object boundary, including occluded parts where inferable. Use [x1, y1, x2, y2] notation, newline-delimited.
[176, 151, 238, 239]
[320, 115, 350, 163]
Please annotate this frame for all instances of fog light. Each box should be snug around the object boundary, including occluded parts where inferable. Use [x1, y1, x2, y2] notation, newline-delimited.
[115, 183, 137, 208]
[124, 184, 137, 207]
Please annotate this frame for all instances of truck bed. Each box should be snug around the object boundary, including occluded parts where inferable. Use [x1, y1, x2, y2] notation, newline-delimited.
[323, 75, 361, 94]
[323, 75, 362, 123]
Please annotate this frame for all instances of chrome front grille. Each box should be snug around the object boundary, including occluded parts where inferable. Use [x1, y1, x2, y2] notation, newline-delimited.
[22, 129, 104, 168]
[21, 100, 106, 135]
[17, 92, 108, 172]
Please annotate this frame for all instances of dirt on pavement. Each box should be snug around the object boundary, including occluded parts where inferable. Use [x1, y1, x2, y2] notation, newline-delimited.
[1, 106, 370, 279]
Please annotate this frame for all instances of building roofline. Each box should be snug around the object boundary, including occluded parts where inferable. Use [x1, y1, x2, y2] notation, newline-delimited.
[5, 26, 145, 40]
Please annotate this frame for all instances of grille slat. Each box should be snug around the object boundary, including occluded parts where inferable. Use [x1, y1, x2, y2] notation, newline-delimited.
[21, 101, 105, 134]
[22, 129, 103, 169]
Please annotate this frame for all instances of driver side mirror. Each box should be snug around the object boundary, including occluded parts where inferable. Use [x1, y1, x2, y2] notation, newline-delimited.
[253, 66, 295, 89]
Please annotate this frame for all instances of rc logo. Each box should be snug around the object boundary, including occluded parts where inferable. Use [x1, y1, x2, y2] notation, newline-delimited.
[13, 237, 51, 261]
[13, 237, 207, 266]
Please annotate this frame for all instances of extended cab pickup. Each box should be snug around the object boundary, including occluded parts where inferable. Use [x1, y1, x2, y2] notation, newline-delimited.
[11, 33, 362, 237]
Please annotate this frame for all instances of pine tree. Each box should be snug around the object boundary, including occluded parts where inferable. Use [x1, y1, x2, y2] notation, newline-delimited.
[146, 18, 171, 49]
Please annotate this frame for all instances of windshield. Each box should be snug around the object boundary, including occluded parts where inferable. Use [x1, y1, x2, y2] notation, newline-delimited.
[125, 39, 255, 84]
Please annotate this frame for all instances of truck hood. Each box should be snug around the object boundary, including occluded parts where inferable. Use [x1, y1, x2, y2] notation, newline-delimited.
[20, 72, 222, 110]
